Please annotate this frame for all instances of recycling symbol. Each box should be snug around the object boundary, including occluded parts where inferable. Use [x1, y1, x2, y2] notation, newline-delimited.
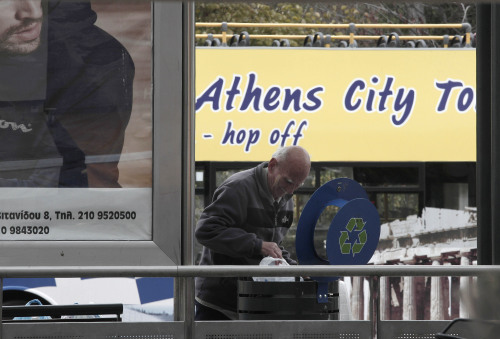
[339, 217, 367, 256]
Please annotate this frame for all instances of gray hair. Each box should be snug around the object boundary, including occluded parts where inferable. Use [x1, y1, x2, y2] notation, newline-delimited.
[272, 147, 289, 162]
[272, 146, 309, 162]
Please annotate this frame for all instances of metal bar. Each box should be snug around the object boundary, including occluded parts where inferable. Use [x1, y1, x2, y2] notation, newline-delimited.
[492, 5, 500, 265]
[477, 3, 493, 265]
[197, 23, 350, 29]
[370, 276, 380, 339]
[182, 3, 196, 337]
[182, 0, 196, 273]
[0, 265, 497, 278]
[153, 0, 185, 315]
[196, 22, 466, 29]
[351, 23, 464, 29]
[175, 265, 499, 277]
[195, 34, 468, 42]
[2, 304, 123, 319]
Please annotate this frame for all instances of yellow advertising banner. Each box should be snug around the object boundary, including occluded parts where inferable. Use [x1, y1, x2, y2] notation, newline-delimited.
[195, 48, 476, 162]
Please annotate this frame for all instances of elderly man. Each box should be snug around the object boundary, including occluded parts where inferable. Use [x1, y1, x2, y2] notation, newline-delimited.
[195, 145, 311, 320]
[0, 0, 134, 187]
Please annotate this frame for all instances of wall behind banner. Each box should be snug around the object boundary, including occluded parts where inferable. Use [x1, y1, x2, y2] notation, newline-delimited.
[195, 48, 476, 162]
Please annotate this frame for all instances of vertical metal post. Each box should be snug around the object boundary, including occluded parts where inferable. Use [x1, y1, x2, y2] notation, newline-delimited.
[476, 4, 492, 265]
[154, 0, 194, 331]
[419, 163, 426, 212]
[492, 5, 500, 265]
[182, 1, 196, 338]
[370, 276, 379, 339]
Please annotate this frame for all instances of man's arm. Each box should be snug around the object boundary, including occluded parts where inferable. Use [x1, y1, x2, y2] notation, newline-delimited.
[195, 185, 263, 258]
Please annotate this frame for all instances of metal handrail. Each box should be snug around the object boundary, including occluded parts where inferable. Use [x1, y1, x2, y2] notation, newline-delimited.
[2, 303, 123, 321]
[196, 34, 463, 42]
[196, 23, 470, 30]
[0, 265, 494, 338]
[196, 22, 472, 46]
[0, 265, 497, 278]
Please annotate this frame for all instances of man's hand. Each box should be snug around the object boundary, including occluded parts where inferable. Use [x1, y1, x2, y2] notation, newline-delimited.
[261, 241, 283, 259]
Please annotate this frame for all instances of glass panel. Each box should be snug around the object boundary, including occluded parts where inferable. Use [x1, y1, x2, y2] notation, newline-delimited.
[0, 0, 179, 322]
[194, 1, 479, 324]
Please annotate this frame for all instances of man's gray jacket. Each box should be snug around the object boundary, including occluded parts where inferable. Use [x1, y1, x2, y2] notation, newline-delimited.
[195, 162, 296, 317]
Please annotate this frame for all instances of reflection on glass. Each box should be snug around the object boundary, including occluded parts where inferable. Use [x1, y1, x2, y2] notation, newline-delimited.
[0, 1, 152, 188]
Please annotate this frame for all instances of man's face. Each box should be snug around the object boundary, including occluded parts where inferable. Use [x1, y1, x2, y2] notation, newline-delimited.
[268, 158, 309, 200]
[0, 0, 43, 55]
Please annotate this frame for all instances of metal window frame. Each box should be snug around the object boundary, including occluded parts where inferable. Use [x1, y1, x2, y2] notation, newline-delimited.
[0, 1, 188, 268]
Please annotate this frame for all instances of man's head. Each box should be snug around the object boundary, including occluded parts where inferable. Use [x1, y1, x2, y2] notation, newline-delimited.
[0, 0, 43, 55]
[267, 146, 311, 200]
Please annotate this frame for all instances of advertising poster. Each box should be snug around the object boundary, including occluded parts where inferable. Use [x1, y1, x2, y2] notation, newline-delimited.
[0, 2, 152, 240]
[195, 48, 476, 162]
